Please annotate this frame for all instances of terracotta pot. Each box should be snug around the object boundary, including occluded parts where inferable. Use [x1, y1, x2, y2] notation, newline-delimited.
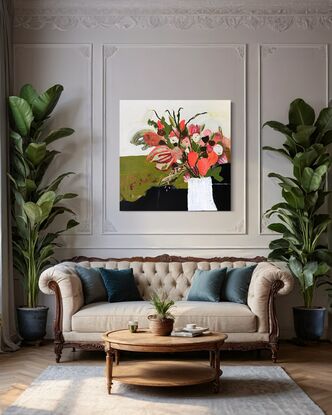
[148, 315, 174, 336]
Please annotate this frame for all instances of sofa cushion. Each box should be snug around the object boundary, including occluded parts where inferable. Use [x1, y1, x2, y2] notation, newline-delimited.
[99, 268, 142, 303]
[71, 300, 257, 333]
[221, 265, 257, 305]
[187, 268, 227, 302]
[75, 265, 107, 305]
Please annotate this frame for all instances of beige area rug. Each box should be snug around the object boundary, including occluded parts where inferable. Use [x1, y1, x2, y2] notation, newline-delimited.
[4, 365, 323, 415]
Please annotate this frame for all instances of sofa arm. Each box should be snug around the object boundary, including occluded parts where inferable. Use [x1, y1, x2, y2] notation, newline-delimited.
[39, 262, 84, 332]
[247, 262, 294, 333]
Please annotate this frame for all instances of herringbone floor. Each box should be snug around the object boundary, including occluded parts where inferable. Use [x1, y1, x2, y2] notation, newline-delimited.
[0, 341, 331, 414]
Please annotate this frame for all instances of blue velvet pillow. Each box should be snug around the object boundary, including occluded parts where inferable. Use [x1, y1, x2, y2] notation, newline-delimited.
[99, 268, 142, 303]
[75, 265, 107, 305]
[187, 268, 227, 302]
[220, 265, 257, 304]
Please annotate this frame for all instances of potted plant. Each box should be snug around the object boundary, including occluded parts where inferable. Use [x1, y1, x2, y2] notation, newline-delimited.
[263, 98, 332, 341]
[148, 293, 175, 336]
[8, 83, 79, 343]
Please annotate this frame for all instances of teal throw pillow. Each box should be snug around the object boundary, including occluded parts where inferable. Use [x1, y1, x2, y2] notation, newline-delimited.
[75, 265, 108, 305]
[187, 268, 227, 302]
[220, 265, 257, 304]
[99, 268, 143, 303]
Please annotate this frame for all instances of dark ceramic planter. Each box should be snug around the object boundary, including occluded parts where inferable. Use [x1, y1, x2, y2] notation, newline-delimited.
[17, 306, 49, 343]
[293, 306, 326, 341]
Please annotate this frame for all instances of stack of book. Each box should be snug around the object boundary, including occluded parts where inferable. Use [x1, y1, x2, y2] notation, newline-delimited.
[171, 327, 209, 337]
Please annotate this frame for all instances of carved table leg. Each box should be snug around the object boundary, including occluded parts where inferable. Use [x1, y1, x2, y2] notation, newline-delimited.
[271, 343, 278, 363]
[213, 348, 221, 393]
[55, 341, 63, 364]
[105, 343, 114, 394]
[209, 351, 215, 368]
[115, 350, 120, 365]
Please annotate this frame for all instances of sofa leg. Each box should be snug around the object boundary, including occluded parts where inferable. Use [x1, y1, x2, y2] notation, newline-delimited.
[55, 342, 64, 363]
[270, 343, 278, 363]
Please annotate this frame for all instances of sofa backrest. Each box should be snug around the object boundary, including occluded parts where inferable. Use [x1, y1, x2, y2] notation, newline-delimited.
[69, 259, 260, 301]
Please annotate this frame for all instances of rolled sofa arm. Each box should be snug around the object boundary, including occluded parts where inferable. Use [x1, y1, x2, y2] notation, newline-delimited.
[39, 262, 84, 332]
[247, 262, 294, 333]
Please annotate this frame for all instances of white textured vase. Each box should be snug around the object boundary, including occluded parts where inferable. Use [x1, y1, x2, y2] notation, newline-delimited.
[187, 177, 217, 211]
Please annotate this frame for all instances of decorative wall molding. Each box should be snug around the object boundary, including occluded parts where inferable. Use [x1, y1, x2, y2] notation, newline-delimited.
[258, 43, 329, 235]
[13, 0, 332, 32]
[101, 43, 247, 236]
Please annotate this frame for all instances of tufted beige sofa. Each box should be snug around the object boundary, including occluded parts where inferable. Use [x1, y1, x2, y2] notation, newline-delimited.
[39, 255, 294, 363]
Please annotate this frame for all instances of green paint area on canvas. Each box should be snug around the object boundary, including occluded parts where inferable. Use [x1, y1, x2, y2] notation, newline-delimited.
[120, 155, 187, 202]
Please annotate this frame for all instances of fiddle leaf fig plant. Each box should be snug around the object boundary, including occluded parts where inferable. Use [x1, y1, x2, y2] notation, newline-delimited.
[9, 83, 79, 308]
[263, 98, 332, 308]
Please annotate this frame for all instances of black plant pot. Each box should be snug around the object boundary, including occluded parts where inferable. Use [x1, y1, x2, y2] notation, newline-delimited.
[293, 306, 326, 341]
[17, 306, 49, 343]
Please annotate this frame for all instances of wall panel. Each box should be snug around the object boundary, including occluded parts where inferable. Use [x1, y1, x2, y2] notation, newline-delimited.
[14, 44, 93, 235]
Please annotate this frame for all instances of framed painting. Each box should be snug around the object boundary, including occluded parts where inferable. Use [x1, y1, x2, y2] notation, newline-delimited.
[120, 100, 231, 211]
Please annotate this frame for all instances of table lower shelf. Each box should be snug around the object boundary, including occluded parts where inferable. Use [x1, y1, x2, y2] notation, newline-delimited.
[112, 360, 217, 387]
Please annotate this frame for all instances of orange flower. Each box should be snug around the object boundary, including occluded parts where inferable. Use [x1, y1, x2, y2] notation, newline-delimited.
[179, 119, 186, 131]
[197, 158, 210, 176]
[207, 151, 218, 166]
[188, 151, 199, 168]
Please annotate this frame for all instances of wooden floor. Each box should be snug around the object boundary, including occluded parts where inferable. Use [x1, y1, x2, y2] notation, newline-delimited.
[0, 341, 331, 414]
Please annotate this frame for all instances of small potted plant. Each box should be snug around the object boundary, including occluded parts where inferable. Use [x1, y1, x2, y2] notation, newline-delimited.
[148, 293, 175, 336]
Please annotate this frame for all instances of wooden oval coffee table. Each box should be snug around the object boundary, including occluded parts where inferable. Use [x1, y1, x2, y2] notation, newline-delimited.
[102, 329, 228, 394]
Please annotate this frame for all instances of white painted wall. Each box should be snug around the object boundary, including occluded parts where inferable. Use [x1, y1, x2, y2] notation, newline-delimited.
[13, 0, 332, 339]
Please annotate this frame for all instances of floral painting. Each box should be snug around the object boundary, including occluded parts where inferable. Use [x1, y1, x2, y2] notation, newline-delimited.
[120, 100, 231, 211]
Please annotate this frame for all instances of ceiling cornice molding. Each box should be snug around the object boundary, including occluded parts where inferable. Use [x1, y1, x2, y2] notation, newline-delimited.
[13, 0, 332, 32]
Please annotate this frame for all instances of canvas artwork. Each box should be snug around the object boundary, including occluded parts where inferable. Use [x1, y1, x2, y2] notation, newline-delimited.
[120, 100, 231, 211]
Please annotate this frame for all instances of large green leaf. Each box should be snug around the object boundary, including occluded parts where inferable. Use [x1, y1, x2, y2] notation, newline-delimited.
[31, 84, 64, 121]
[289, 256, 306, 291]
[292, 125, 316, 147]
[57, 219, 79, 233]
[268, 249, 289, 262]
[44, 128, 75, 145]
[263, 121, 293, 137]
[269, 238, 290, 250]
[302, 165, 327, 192]
[41, 172, 74, 193]
[8, 96, 33, 137]
[37, 191, 56, 223]
[20, 84, 38, 106]
[25, 143, 47, 166]
[289, 98, 315, 126]
[315, 107, 332, 134]
[282, 187, 305, 209]
[303, 261, 318, 290]
[315, 249, 332, 266]
[268, 172, 300, 190]
[23, 202, 42, 227]
[293, 149, 318, 169]
[34, 150, 60, 185]
[267, 223, 289, 234]
[321, 130, 332, 146]
[262, 146, 292, 160]
[10, 131, 23, 152]
[54, 192, 78, 204]
[314, 262, 330, 276]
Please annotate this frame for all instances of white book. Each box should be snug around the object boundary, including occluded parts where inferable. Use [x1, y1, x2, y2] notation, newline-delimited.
[183, 326, 209, 335]
[170, 331, 202, 337]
